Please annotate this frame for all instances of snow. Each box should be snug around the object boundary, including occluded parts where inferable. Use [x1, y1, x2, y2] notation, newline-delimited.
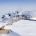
[0, 22, 8, 28]
[30, 17, 36, 20]
[2, 20, 36, 36]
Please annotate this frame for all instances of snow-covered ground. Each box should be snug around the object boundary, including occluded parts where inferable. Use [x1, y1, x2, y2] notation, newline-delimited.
[1, 20, 36, 36]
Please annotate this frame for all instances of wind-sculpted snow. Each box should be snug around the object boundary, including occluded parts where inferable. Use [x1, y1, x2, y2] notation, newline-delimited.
[0, 11, 36, 36]
[2, 20, 36, 36]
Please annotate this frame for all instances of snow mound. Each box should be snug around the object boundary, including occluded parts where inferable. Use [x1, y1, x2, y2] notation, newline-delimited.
[4, 20, 36, 36]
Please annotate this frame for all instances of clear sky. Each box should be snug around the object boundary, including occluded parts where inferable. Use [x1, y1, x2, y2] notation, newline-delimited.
[0, 0, 36, 11]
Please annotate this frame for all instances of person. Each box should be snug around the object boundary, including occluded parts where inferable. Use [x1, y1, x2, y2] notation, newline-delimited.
[2, 15, 5, 19]
[21, 14, 27, 20]
[8, 13, 11, 16]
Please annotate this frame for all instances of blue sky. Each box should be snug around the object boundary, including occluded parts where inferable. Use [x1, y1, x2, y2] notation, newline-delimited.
[0, 0, 36, 6]
[0, 0, 36, 11]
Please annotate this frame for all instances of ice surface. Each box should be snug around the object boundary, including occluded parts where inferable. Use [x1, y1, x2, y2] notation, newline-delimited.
[3, 20, 36, 36]
[0, 31, 20, 36]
